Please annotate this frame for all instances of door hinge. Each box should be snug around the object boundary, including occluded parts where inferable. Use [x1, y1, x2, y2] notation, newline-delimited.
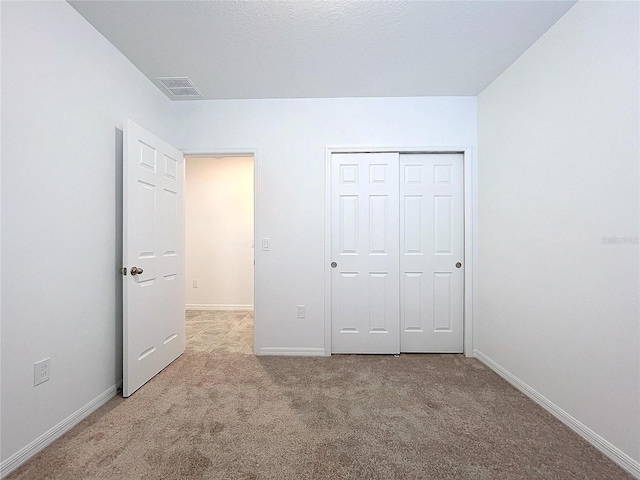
[120, 267, 127, 276]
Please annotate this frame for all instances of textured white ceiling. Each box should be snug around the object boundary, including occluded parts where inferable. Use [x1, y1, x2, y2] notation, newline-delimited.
[69, 0, 576, 100]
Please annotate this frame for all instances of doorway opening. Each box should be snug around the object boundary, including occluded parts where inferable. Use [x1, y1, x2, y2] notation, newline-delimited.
[184, 154, 255, 354]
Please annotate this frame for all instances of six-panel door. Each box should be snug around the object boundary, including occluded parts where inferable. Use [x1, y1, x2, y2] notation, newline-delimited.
[331, 153, 401, 354]
[123, 119, 185, 397]
[400, 154, 464, 352]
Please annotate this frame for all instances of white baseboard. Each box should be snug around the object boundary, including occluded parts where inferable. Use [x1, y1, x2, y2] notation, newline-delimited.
[474, 350, 640, 479]
[185, 304, 254, 311]
[0, 383, 121, 479]
[258, 347, 326, 356]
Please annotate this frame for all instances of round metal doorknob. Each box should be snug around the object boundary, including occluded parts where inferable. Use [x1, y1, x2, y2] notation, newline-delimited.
[331, 262, 337, 268]
[131, 267, 143, 275]
[455, 262, 462, 269]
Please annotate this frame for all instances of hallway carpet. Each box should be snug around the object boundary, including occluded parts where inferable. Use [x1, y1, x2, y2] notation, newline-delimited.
[6, 311, 632, 479]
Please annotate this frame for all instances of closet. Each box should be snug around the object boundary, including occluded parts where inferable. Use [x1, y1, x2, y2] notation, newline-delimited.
[330, 152, 464, 354]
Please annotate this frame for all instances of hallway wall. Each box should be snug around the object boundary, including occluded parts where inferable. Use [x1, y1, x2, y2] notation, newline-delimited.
[185, 156, 254, 310]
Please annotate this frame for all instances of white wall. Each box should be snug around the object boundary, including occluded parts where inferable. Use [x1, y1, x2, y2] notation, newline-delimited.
[0, 1, 174, 468]
[477, 0, 639, 470]
[185, 156, 254, 309]
[3, 0, 635, 475]
[171, 97, 477, 353]
[0, 3, 477, 467]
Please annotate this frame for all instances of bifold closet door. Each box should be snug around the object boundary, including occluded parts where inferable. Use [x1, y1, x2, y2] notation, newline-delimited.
[400, 154, 464, 353]
[330, 153, 400, 354]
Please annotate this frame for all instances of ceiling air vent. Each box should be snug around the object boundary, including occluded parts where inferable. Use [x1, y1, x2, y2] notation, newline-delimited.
[156, 76, 202, 99]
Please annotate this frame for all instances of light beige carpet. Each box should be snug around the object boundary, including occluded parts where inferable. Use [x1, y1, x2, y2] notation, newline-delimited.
[6, 311, 632, 479]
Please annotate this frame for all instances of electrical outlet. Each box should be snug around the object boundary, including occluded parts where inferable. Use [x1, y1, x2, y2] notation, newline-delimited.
[296, 305, 306, 319]
[192, 280, 198, 288]
[34, 358, 50, 386]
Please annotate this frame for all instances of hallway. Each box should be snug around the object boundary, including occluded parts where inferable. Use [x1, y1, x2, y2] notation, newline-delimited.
[186, 310, 254, 355]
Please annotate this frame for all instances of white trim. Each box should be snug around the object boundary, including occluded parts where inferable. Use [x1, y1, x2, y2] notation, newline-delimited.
[324, 149, 333, 356]
[181, 149, 260, 356]
[0, 384, 120, 479]
[182, 148, 257, 157]
[474, 350, 640, 479]
[465, 146, 478, 358]
[258, 347, 326, 356]
[324, 146, 477, 357]
[185, 304, 253, 311]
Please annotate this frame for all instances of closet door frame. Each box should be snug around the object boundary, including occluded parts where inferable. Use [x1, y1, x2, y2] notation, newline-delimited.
[324, 146, 477, 357]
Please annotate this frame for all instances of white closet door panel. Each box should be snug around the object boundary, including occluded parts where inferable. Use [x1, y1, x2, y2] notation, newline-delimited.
[331, 153, 400, 354]
[400, 153, 464, 353]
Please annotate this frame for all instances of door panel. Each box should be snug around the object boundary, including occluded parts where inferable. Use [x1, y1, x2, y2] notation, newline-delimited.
[331, 153, 400, 354]
[400, 154, 464, 352]
[123, 120, 185, 397]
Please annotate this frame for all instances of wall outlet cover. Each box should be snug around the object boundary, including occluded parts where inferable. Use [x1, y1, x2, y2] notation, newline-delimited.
[34, 358, 50, 386]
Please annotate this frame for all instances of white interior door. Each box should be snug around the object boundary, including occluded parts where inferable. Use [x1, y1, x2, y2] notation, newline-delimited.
[400, 154, 464, 352]
[123, 119, 185, 397]
[331, 153, 400, 354]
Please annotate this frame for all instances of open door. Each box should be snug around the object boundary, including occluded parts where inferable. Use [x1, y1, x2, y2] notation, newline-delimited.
[123, 119, 185, 397]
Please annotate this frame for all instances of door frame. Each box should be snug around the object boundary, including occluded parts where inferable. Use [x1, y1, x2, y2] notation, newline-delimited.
[182, 148, 260, 355]
[324, 146, 477, 357]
